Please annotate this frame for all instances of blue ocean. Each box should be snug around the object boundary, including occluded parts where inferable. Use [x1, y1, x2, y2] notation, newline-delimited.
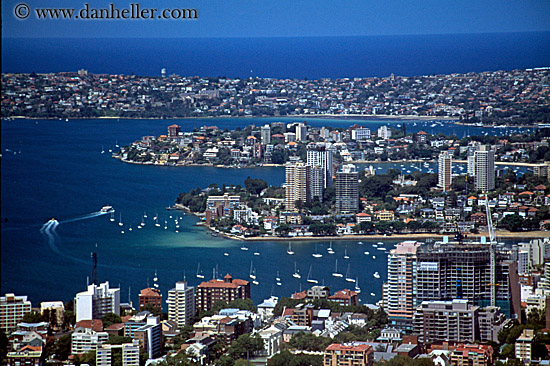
[0, 117, 529, 307]
[2, 32, 550, 78]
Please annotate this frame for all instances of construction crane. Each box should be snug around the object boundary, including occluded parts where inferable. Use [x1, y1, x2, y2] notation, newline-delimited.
[485, 197, 497, 307]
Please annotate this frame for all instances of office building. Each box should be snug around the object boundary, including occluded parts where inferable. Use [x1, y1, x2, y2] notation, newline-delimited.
[285, 162, 311, 212]
[385, 241, 421, 332]
[138, 288, 162, 313]
[260, 124, 271, 145]
[377, 126, 392, 139]
[413, 300, 479, 343]
[72, 326, 109, 354]
[295, 123, 307, 141]
[324, 343, 374, 366]
[75, 282, 120, 322]
[351, 128, 371, 141]
[1, 294, 32, 332]
[515, 328, 535, 362]
[335, 164, 359, 213]
[167, 281, 195, 327]
[474, 145, 495, 191]
[438, 152, 452, 191]
[310, 165, 325, 202]
[196, 274, 250, 313]
[307, 144, 334, 188]
[134, 316, 162, 359]
[416, 240, 520, 319]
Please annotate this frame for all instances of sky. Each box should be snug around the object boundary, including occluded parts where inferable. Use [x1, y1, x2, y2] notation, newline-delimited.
[2, 0, 550, 38]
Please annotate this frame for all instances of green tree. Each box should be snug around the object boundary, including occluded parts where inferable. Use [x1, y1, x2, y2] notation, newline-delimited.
[54, 334, 72, 360]
[102, 313, 122, 328]
[244, 177, 268, 195]
[227, 333, 264, 360]
[22, 311, 44, 323]
[0, 330, 9, 365]
[106, 334, 133, 345]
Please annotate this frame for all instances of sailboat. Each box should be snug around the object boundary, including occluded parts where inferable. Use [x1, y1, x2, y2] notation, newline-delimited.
[312, 244, 322, 258]
[344, 249, 350, 259]
[327, 242, 334, 254]
[292, 262, 301, 278]
[164, 219, 168, 230]
[110, 211, 115, 222]
[101, 145, 105, 154]
[249, 262, 256, 280]
[115, 140, 119, 148]
[332, 259, 343, 277]
[287, 242, 294, 255]
[240, 243, 249, 251]
[306, 265, 318, 284]
[275, 271, 281, 282]
[154, 215, 160, 227]
[373, 271, 380, 279]
[196, 263, 205, 279]
[118, 213, 123, 226]
[254, 247, 260, 256]
[354, 278, 361, 293]
[128, 225, 132, 231]
[345, 264, 355, 282]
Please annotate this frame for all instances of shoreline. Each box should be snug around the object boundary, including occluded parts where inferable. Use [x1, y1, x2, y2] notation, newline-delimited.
[235, 231, 550, 242]
[3, 115, 539, 128]
[117, 156, 545, 169]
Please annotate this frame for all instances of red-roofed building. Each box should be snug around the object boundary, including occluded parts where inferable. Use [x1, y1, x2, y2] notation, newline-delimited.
[7, 345, 42, 366]
[328, 289, 359, 306]
[167, 124, 181, 138]
[139, 287, 162, 313]
[324, 343, 374, 366]
[75, 319, 103, 332]
[449, 344, 493, 366]
[356, 212, 372, 223]
[196, 274, 250, 312]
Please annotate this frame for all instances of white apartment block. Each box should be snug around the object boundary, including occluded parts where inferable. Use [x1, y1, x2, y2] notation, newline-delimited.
[71, 327, 109, 354]
[75, 282, 120, 322]
[1, 294, 32, 332]
[167, 281, 196, 327]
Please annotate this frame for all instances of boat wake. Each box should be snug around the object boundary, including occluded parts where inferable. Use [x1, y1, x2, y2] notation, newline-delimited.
[57, 211, 108, 224]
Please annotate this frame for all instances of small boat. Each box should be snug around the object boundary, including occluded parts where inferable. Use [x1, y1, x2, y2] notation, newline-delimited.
[101, 205, 114, 213]
[354, 278, 361, 294]
[118, 213, 123, 227]
[327, 242, 334, 254]
[306, 265, 318, 284]
[373, 272, 380, 279]
[241, 244, 249, 251]
[164, 220, 168, 230]
[287, 242, 294, 255]
[252, 280, 259, 285]
[345, 264, 355, 283]
[292, 262, 301, 279]
[377, 242, 383, 245]
[358, 241, 364, 245]
[128, 226, 132, 231]
[312, 244, 322, 258]
[196, 263, 205, 279]
[224, 252, 229, 256]
[109, 211, 115, 222]
[372, 255, 376, 259]
[364, 251, 370, 255]
[254, 247, 260, 256]
[344, 249, 350, 259]
[275, 271, 281, 282]
[377, 247, 386, 251]
[332, 259, 343, 277]
[121, 230, 125, 234]
[143, 212, 148, 219]
[154, 216, 160, 227]
[101, 146, 105, 154]
[370, 293, 376, 296]
[249, 263, 256, 280]
[276, 282, 282, 286]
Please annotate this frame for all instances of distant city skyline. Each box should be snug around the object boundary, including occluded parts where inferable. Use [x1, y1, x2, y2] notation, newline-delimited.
[2, 0, 550, 39]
